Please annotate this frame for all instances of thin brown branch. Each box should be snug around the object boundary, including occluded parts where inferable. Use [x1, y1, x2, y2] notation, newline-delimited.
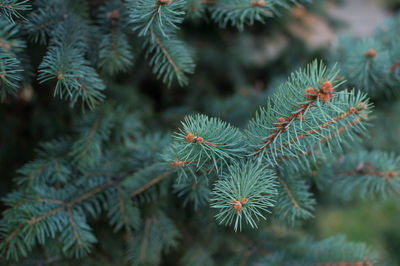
[37, 198, 65, 205]
[70, 180, 113, 205]
[76, 76, 88, 94]
[117, 185, 128, 227]
[272, 105, 364, 153]
[255, 91, 318, 156]
[29, 164, 48, 180]
[26, 206, 65, 226]
[6, 225, 23, 243]
[34, 16, 65, 32]
[140, 218, 152, 262]
[67, 207, 82, 245]
[151, 31, 183, 78]
[277, 176, 299, 209]
[6, 180, 114, 243]
[81, 110, 103, 158]
[336, 161, 397, 182]
[130, 171, 172, 197]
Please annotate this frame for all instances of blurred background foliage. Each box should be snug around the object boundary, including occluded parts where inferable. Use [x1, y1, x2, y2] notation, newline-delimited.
[1, 0, 400, 264]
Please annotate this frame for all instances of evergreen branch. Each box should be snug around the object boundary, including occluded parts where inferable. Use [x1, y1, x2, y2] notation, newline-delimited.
[26, 206, 65, 226]
[97, 5, 134, 75]
[143, 31, 194, 86]
[319, 116, 363, 144]
[16, 137, 72, 186]
[277, 114, 365, 164]
[38, 45, 106, 109]
[1, 179, 115, 259]
[117, 185, 129, 228]
[209, 0, 289, 31]
[9, 180, 113, 231]
[247, 61, 372, 165]
[0, 49, 23, 98]
[128, 0, 195, 85]
[122, 163, 170, 203]
[70, 109, 113, 166]
[24, 7, 68, 43]
[128, 0, 186, 38]
[277, 175, 298, 209]
[69, 180, 114, 205]
[337, 38, 393, 97]
[269, 104, 366, 154]
[273, 167, 315, 226]
[152, 31, 181, 76]
[318, 151, 400, 200]
[170, 114, 246, 180]
[67, 206, 82, 246]
[107, 183, 141, 233]
[127, 210, 180, 265]
[173, 175, 210, 210]
[305, 235, 377, 265]
[211, 160, 277, 231]
[81, 110, 103, 158]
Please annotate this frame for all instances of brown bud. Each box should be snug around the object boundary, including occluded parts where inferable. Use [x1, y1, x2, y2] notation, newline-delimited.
[364, 49, 377, 58]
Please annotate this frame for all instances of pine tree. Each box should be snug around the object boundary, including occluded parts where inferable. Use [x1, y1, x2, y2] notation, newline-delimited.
[1, 0, 400, 265]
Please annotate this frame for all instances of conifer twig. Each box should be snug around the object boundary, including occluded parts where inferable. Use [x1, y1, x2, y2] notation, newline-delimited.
[130, 170, 172, 197]
[277, 175, 299, 209]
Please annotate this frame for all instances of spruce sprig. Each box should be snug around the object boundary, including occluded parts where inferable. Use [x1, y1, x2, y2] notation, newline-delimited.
[211, 160, 277, 232]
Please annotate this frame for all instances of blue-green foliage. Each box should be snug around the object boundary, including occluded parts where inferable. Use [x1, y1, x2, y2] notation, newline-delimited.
[246, 61, 372, 165]
[16, 137, 72, 186]
[2, 0, 398, 264]
[318, 151, 400, 200]
[1, 60, 395, 263]
[210, 0, 283, 31]
[256, 235, 378, 265]
[97, 1, 134, 75]
[335, 12, 400, 98]
[304, 235, 378, 264]
[128, 0, 186, 38]
[173, 175, 210, 210]
[167, 114, 246, 181]
[0, 18, 25, 98]
[38, 45, 106, 110]
[0, 104, 177, 261]
[339, 38, 391, 97]
[144, 34, 195, 86]
[1, 0, 304, 100]
[0, 0, 30, 23]
[128, 0, 195, 86]
[181, 246, 215, 266]
[211, 160, 277, 231]
[273, 162, 316, 226]
[127, 210, 180, 266]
